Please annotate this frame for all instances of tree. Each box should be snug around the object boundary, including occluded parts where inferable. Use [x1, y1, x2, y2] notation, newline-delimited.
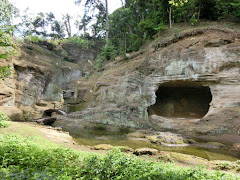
[231, 0, 240, 19]
[75, 0, 109, 46]
[168, 0, 189, 28]
[75, 15, 92, 35]
[50, 20, 65, 39]
[18, 8, 34, 37]
[32, 12, 48, 37]
[62, 14, 72, 38]
[0, 0, 18, 33]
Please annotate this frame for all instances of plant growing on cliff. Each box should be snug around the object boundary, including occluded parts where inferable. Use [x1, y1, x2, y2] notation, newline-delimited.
[0, 66, 11, 80]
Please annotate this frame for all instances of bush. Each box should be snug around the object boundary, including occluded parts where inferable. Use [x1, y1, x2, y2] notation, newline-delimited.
[138, 19, 157, 39]
[66, 36, 93, 49]
[98, 45, 117, 61]
[0, 111, 10, 128]
[190, 14, 198, 26]
[0, 112, 8, 121]
[0, 135, 239, 179]
[0, 66, 11, 79]
[25, 35, 43, 43]
[0, 31, 12, 47]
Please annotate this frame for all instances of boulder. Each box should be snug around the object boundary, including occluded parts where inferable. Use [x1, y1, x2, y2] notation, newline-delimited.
[0, 106, 23, 121]
[229, 143, 240, 158]
[146, 132, 186, 145]
[134, 148, 158, 156]
[91, 144, 114, 150]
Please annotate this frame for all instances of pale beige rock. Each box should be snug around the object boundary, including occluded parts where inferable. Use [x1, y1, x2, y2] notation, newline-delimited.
[0, 106, 23, 121]
[229, 143, 240, 158]
[91, 144, 114, 150]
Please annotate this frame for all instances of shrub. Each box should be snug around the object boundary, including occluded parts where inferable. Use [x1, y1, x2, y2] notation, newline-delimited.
[25, 35, 43, 43]
[138, 19, 157, 39]
[0, 135, 239, 179]
[0, 31, 12, 47]
[0, 111, 10, 128]
[190, 14, 198, 26]
[0, 112, 8, 121]
[98, 45, 117, 61]
[66, 36, 93, 49]
[0, 66, 11, 79]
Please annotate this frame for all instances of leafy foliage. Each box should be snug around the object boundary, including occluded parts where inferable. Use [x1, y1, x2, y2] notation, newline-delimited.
[0, 134, 239, 179]
[0, 112, 10, 128]
[0, 0, 18, 33]
[66, 36, 93, 49]
[0, 31, 12, 47]
[0, 66, 11, 80]
[25, 35, 44, 43]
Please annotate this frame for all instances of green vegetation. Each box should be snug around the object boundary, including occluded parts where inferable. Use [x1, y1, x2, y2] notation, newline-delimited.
[24, 35, 44, 43]
[2, 0, 239, 67]
[0, 66, 11, 80]
[0, 30, 13, 79]
[0, 112, 10, 128]
[65, 36, 94, 49]
[0, 0, 18, 33]
[0, 134, 239, 179]
[215, 161, 240, 172]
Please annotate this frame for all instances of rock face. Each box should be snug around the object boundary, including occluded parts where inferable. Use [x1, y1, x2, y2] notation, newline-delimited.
[54, 28, 240, 144]
[0, 42, 82, 121]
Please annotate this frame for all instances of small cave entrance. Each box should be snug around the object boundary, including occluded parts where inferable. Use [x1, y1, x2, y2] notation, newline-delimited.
[148, 81, 212, 119]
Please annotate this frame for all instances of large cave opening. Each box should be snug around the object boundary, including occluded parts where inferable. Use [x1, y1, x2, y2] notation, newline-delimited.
[148, 81, 212, 119]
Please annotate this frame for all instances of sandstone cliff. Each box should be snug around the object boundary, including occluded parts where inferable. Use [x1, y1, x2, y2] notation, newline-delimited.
[54, 27, 240, 144]
[0, 41, 82, 120]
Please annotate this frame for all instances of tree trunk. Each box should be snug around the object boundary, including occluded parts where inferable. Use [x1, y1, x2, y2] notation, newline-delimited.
[198, 3, 201, 21]
[64, 21, 71, 38]
[120, 0, 124, 7]
[105, 0, 109, 47]
[169, 7, 172, 29]
[68, 18, 72, 37]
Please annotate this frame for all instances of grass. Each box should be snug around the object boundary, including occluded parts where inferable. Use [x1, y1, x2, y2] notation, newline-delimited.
[0, 133, 239, 180]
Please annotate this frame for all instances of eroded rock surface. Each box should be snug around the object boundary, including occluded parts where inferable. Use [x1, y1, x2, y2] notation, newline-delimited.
[0, 42, 82, 120]
[54, 28, 240, 145]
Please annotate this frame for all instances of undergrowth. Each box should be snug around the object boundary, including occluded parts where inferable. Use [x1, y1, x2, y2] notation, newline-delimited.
[0, 134, 239, 179]
[0, 112, 10, 128]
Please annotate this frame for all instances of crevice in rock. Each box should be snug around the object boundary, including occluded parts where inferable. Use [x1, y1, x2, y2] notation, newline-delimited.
[148, 81, 212, 119]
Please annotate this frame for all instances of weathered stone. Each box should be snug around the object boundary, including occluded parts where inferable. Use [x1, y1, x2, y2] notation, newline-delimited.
[54, 28, 240, 146]
[0, 42, 81, 121]
[229, 143, 240, 158]
[134, 148, 158, 156]
[0, 106, 23, 121]
[91, 144, 114, 150]
[206, 142, 226, 149]
[146, 132, 186, 145]
[127, 132, 146, 138]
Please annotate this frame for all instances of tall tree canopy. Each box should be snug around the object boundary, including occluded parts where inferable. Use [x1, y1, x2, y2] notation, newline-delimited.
[0, 0, 18, 33]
